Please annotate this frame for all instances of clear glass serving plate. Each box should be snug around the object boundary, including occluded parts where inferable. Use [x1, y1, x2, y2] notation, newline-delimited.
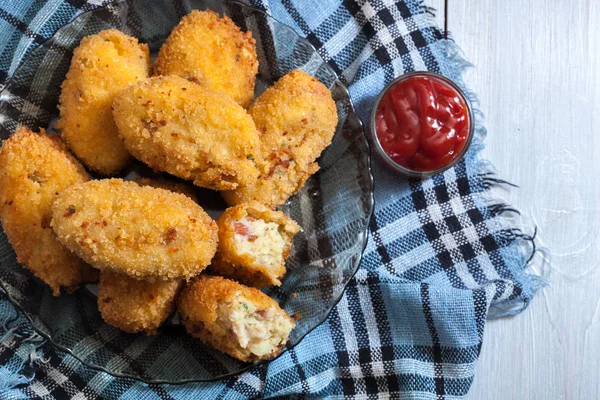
[0, 0, 373, 383]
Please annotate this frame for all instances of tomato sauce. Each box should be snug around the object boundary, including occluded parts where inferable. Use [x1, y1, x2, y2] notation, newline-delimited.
[374, 74, 470, 172]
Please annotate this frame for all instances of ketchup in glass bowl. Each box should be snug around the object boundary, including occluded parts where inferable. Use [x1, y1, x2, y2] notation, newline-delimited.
[370, 72, 474, 177]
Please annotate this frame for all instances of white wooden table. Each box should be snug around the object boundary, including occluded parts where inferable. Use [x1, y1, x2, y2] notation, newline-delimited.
[426, 1, 600, 399]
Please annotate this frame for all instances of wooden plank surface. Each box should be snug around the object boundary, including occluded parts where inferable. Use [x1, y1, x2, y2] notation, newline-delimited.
[427, 0, 445, 33]
[426, 0, 600, 399]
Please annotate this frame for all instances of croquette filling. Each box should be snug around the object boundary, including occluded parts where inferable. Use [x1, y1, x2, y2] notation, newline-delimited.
[218, 295, 294, 357]
[232, 217, 286, 268]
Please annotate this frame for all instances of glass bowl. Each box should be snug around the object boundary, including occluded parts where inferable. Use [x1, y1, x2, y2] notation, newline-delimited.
[369, 71, 474, 178]
[0, 0, 373, 383]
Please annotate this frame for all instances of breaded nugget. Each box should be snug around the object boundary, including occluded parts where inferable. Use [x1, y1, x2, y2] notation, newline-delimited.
[222, 163, 319, 208]
[135, 177, 197, 202]
[98, 270, 181, 334]
[113, 76, 260, 190]
[51, 179, 218, 281]
[209, 202, 300, 288]
[57, 29, 151, 175]
[0, 127, 98, 296]
[155, 10, 258, 108]
[222, 70, 338, 207]
[178, 275, 295, 362]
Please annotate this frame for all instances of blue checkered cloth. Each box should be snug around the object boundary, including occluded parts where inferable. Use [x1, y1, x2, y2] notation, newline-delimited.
[0, 0, 542, 398]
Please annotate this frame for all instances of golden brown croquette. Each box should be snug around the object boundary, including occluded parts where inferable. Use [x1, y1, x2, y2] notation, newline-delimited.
[57, 29, 151, 175]
[51, 179, 218, 281]
[0, 127, 98, 295]
[112, 75, 261, 191]
[177, 275, 295, 362]
[155, 10, 258, 108]
[209, 202, 300, 288]
[98, 270, 182, 334]
[222, 70, 337, 207]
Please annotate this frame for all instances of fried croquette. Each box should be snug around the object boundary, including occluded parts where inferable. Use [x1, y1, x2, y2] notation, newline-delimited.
[51, 179, 218, 281]
[57, 29, 151, 175]
[113, 75, 260, 190]
[221, 163, 319, 208]
[135, 177, 197, 202]
[98, 270, 182, 334]
[155, 10, 258, 108]
[222, 70, 338, 207]
[209, 202, 300, 288]
[177, 275, 295, 362]
[0, 127, 98, 295]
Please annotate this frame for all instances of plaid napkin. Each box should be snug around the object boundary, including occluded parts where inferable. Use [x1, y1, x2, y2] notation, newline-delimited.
[0, 0, 542, 398]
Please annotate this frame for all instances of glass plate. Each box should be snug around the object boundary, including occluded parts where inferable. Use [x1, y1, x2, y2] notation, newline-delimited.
[0, 0, 373, 383]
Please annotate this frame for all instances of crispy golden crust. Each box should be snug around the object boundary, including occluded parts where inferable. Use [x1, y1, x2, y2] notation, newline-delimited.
[209, 202, 300, 288]
[51, 179, 218, 281]
[222, 70, 337, 207]
[0, 127, 98, 296]
[155, 10, 258, 108]
[57, 29, 151, 175]
[221, 162, 319, 207]
[98, 270, 182, 334]
[135, 177, 197, 202]
[112, 75, 261, 191]
[177, 275, 294, 362]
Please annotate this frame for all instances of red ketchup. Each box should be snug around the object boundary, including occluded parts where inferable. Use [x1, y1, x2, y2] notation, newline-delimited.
[374, 74, 470, 172]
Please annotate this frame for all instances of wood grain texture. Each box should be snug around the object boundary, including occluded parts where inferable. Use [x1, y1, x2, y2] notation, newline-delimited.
[429, 0, 600, 399]
[427, 0, 446, 33]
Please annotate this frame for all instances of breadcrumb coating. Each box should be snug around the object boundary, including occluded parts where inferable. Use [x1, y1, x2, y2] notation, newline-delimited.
[209, 202, 300, 288]
[135, 177, 197, 202]
[155, 10, 258, 108]
[51, 179, 218, 281]
[98, 270, 182, 334]
[177, 275, 295, 362]
[57, 29, 151, 175]
[112, 75, 261, 191]
[222, 70, 337, 207]
[0, 127, 98, 296]
[222, 162, 319, 208]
